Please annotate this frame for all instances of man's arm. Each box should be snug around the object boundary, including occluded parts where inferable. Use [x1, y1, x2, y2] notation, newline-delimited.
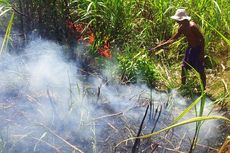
[150, 26, 183, 51]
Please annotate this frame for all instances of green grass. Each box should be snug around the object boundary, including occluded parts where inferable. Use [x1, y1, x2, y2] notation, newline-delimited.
[0, 0, 13, 54]
[116, 48, 160, 85]
[0, 0, 230, 152]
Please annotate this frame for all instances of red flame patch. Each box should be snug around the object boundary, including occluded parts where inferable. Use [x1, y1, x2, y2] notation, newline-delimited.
[66, 20, 112, 59]
[98, 39, 112, 59]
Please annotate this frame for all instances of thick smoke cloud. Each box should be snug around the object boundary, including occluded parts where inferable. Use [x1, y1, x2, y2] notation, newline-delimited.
[0, 38, 224, 153]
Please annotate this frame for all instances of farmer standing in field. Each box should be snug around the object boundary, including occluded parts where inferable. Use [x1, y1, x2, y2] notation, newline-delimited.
[150, 8, 206, 89]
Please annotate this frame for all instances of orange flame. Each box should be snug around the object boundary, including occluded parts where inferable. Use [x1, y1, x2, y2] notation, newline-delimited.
[98, 39, 112, 59]
[88, 33, 95, 45]
[66, 20, 112, 59]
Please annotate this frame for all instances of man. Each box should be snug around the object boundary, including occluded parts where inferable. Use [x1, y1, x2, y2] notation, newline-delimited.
[150, 8, 206, 89]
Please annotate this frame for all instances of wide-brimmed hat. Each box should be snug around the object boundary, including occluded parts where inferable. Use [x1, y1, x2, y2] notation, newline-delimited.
[171, 9, 191, 21]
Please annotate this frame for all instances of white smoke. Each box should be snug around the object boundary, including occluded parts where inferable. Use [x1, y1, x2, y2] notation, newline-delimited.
[0, 38, 225, 153]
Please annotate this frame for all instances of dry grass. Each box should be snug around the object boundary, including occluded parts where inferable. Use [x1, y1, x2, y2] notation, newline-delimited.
[206, 60, 230, 108]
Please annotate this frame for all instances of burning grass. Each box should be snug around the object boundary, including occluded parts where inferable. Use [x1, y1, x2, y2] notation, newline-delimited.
[66, 20, 112, 59]
[0, 39, 228, 153]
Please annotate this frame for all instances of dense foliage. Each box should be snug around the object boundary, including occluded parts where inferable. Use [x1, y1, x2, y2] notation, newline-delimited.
[0, 0, 230, 152]
[0, 0, 229, 93]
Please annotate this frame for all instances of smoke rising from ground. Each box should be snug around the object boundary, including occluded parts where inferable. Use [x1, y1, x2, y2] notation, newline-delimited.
[0, 38, 224, 153]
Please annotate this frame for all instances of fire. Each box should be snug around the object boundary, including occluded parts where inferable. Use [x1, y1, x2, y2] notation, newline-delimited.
[98, 38, 112, 59]
[66, 20, 112, 59]
[88, 33, 95, 45]
[66, 19, 85, 41]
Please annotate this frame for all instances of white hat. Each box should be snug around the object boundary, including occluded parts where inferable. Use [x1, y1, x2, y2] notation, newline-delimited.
[171, 9, 191, 21]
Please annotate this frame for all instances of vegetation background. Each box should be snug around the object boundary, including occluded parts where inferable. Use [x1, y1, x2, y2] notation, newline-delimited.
[0, 0, 229, 152]
[3, 0, 228, 106]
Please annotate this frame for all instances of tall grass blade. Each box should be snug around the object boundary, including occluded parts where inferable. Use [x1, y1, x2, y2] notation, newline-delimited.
[116, 115, 230, 146]
[172, 94, 204, 124]
[192, 10, 230, 46]
[213, 0, 221, 13]
[0, 12, 14, 55]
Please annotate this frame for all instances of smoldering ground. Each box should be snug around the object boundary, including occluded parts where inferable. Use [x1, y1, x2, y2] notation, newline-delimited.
[0, 38, 225, 153]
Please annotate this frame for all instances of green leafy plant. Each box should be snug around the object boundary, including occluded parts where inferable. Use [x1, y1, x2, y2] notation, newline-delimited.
[117, 48, 160, 86]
